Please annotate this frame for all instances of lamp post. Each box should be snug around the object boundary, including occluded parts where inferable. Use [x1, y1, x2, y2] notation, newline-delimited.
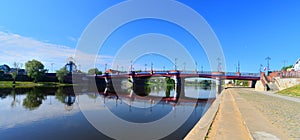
[265, 57, 271, 75]
[174, 58, 177, 70]
[151, 62, 153, 71]
[51, 63, 54, 73]
[217, 57, 221, 72]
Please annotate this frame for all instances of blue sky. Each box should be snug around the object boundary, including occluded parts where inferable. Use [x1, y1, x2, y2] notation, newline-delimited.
[0, 0, 299, 73]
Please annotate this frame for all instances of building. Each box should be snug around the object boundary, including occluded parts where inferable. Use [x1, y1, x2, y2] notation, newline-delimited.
[0, 64, 11, 74]
[10, 68, 27, 75]
[0, 64, 27, 75]
[293, 58, 300, 71]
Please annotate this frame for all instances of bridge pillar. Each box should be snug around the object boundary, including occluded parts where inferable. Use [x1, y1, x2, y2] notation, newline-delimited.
[215, 76, 222, 94]
[171, 75, 185, 99]
[250, 80, 257, 88]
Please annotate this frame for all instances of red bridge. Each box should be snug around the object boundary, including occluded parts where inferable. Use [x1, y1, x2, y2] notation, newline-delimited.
[95, 70, 260, 81]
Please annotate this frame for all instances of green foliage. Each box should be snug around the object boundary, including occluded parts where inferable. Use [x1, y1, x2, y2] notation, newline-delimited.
[0, 70, 4, 76]
[11, 71, 17, 84]
[165, 77, 175, 85]
[25, 59, 47, 82]
[55, 87, 67, 103]
[235, 80, 249, 86]
[278, 84, 300, 97]
[23, 88, 46, 110]
[281, 65, 293, 71]
[88, 68, 102, 75]
[56, 66, 68, 83]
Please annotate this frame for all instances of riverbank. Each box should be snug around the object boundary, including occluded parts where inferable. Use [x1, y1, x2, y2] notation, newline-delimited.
[204, 88, 299, 140]
[0, 81, 73, 88]
[277, 84, 300, 98]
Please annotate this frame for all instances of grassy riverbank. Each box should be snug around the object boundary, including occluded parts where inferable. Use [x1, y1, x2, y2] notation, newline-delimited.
[0, 81, 73, 88]
[277, 84, 300, 97]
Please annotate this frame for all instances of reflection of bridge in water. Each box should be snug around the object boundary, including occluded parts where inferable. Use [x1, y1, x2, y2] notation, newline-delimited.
[94, 85, 215, 108]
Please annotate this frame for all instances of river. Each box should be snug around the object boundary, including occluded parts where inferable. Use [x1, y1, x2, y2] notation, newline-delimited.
[0, 84, 216, 140]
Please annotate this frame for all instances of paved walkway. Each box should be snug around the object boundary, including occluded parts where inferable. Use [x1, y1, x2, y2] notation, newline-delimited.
[206, 89, 252, 140]
[232, 88, 300, 139]
[206, 88, 300, 140]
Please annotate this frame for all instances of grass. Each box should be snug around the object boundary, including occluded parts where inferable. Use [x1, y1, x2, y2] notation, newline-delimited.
[277, 84, 300, 97]
[0, 81, 73, 88]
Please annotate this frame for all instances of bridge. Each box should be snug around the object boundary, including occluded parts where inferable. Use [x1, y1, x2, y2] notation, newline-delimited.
[91, 70, 260, 94]
[95, 71, 259, 80]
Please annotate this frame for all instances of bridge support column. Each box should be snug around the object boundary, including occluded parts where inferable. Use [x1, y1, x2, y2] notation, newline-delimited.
[171, 76, 185, 99]
[250, 80, 257, 88]
[215, 76, 222, 94]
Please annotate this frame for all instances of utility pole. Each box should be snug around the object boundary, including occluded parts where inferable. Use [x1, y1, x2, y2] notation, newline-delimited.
[259, 64, 263, 73]
[265, 56, 271, 75]
[144, 64, 147, 71]
[183, 62, 186, 71]
[105, 63, 107, 72]
[151, 62, 153, 71]
[51, 63, 54, 73]
[217, 57, 221, 72]
[195, 62, 198, 72]
[130, 61, 133, 72]
[78, 64, 81, 72]
[201, 65, 204, 73]
[283, 60, 287, 68]
[174, 58, 177, 70]
[237, 61, 240, 73]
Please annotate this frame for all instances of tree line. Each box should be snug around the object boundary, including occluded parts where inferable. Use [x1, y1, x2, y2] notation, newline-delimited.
[2, 59, 104, 83]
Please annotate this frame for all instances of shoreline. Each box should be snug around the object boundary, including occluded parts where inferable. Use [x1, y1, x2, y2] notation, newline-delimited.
[0, 81, 73, 88]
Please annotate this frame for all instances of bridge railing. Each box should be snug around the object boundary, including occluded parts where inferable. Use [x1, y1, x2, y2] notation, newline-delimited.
[224, 72, 260, 77]
[98, 70, 260, 77]
[281, 71, 300, 78]
[240, 73, 260, 77]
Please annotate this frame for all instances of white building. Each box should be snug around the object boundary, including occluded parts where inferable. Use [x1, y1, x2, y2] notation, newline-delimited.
[293, 58, 300, 71]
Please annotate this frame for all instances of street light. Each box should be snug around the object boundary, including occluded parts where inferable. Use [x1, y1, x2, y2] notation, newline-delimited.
[265, 56, 271, 75]
[217, 57, 221, 72]
[174, 58, 177, 70]
[51, 63, 54, 73]
[151, 62, 153, 71]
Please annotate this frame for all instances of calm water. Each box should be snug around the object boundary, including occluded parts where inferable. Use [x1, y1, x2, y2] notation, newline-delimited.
[0, 85, 216, 140]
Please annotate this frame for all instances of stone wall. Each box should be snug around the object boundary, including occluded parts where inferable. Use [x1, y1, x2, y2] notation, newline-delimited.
[274, 77, 300, 91]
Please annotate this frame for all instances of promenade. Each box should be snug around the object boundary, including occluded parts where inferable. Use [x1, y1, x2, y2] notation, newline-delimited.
[207, 88, 300, 140]
[186, 88, 300, 140]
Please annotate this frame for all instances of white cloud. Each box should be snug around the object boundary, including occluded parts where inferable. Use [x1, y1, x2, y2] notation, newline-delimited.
[0, 31, 113, 72]
[67, 36, 77, 42]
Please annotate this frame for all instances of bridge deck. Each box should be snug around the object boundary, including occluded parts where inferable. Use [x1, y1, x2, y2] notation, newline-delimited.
[94, 71, 260, 81]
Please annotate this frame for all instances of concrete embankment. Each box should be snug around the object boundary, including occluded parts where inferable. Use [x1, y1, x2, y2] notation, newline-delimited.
[185, 88, 299, 140]
[184, 90, 223, 140]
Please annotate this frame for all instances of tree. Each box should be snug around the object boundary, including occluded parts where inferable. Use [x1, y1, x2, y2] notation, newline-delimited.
[25, 59, 47, 83]
[56, 66, 68, 83]
[165, 77, 175, 85]
[11, 62, 21, 84]
[88, 68, 102, 75]
[281, 65, 293, 71]
[23, 88, 46, 110]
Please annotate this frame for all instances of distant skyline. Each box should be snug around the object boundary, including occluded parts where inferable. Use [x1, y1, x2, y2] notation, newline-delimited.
[0, 0, 299, 73]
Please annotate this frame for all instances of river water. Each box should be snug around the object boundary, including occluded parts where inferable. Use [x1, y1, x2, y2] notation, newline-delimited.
[0, 85, 216, 140]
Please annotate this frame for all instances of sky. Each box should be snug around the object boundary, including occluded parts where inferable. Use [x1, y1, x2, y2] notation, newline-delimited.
[0, 0, 299, 73]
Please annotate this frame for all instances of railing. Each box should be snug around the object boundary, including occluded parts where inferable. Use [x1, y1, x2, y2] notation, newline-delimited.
[225, 72, 260, 77]
[99, 70, 260, 77]
[281, 71, 300, 78]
